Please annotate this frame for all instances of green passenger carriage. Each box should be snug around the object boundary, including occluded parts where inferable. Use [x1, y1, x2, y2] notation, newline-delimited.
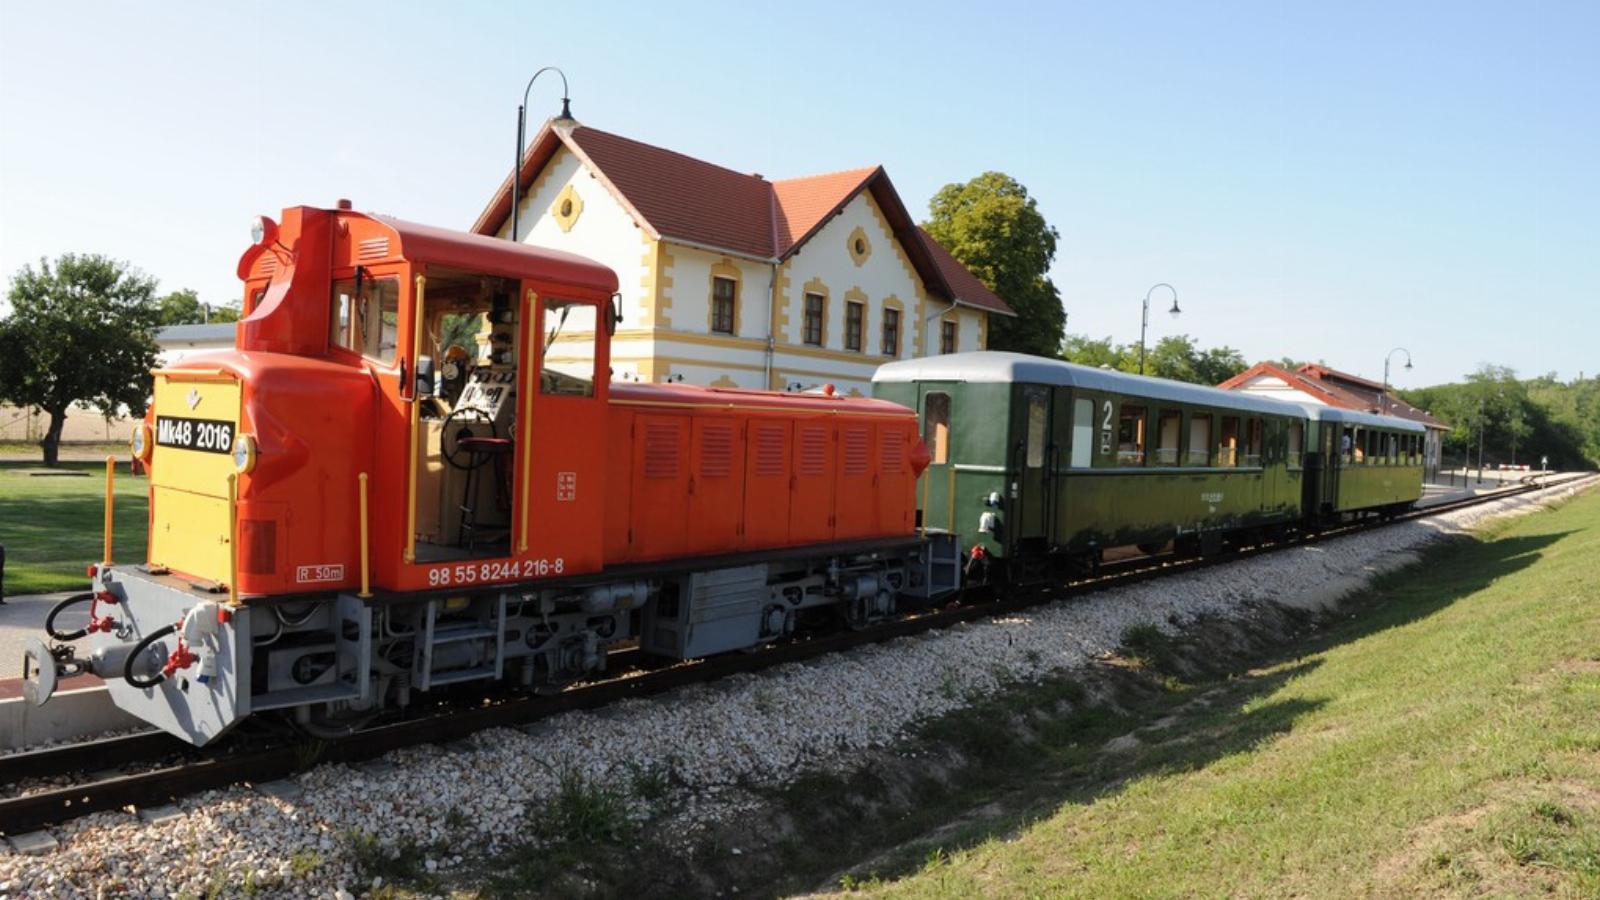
[872, 352, 1425, 582]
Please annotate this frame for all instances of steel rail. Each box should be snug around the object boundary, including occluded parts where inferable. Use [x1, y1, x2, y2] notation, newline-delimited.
[2, 473, 1590, 836]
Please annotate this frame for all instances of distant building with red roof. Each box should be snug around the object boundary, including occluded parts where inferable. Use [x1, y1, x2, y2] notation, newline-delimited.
[471, 118, 1013, 394]
[1218, 362, 1450, 476]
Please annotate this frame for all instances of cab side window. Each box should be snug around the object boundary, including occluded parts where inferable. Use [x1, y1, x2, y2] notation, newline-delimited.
[330, 276, 400, 363]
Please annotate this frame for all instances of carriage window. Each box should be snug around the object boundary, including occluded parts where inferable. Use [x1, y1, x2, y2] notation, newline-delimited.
[1243, 418, 1264, 467]
[1155, 410, 1182, 465]
[924, 392, 950, 465]
[1287, 421, 1304, 468]
[539, 299, 596, 397]
[1218, 416, 1240, 467]
[1364, 430, 1378, 465]
[1071, 398, 1094, 468]
[330, 275, 400, 363]
[1341, 427, 1355, 465]
[1187, 415, 1212, 466]
[1025, 394, 1047, 468]
[1117, 405, 1147, 466]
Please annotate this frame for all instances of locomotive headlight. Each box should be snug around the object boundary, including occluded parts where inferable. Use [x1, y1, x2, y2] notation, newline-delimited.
[250, 215, 278, 246]
[232, 433, 257, 474]
[129, 423, 152, 461]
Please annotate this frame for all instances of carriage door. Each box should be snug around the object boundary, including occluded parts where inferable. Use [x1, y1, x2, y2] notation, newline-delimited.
[919, 387, 954, 532]
[521, 292, 608, 575]
[1011, 385, 1051, 549]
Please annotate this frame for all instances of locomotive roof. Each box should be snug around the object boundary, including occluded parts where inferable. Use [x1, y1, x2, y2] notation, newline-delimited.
[611, 380, 915, 416]
[1295, 403, 1426, 432]
[874, 352, 1307, 418]
[371, 214, 620, 295]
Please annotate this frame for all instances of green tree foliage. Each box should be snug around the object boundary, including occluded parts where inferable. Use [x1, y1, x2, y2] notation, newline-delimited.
[157, 288, 240, 325]
[923, 172, 1064, 357]
[1058, 333, 1248, 386]
[1400, 365, 1599, 470]
[0, 255, 161, 465]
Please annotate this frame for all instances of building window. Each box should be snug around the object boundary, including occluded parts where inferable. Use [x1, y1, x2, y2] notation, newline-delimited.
[844, 301, 864, 352]
[711, 276, 736, 335]
[940, 320, 957, 354]
[882, 307, 900, 357]
[803, 292, 825, 345]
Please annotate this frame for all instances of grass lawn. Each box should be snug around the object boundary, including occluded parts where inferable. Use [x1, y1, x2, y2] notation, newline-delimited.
[0, 460, 148, 594]
[849, 488, 1600, 898]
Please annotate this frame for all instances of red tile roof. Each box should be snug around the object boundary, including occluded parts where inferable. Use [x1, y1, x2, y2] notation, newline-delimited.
[1218, 362, 1449, 429]
[471, 121, 1014, 317]
[914, 228, 1015, 316]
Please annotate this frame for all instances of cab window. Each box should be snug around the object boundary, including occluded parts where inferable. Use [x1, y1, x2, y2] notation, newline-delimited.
[539, 298, 597, 397]
[331, 275, 400, 363]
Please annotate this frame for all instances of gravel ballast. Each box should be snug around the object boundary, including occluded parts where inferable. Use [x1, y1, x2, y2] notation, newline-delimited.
[1, 478, 1592, 898]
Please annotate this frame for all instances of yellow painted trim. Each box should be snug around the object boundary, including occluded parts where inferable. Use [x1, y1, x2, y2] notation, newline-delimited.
[500, 145, 568, 240]
[405, 274, 425, 563]
[707, 259, 743, 336]
[551, 183, 584, 232]
[847, 224, 872, 266]
[800, 277, 830, 348]
[358, 472, 372, 598]
[226, 473, 240, 606]
[843, 287, 869, 353]
[518, 290, 537, 553]
[770, 259, 791, 386]
[648, 325, 906, 366]
[102, 456, 115, 565]
[151, 368, 234, 382]
[604, 352, 879, 385]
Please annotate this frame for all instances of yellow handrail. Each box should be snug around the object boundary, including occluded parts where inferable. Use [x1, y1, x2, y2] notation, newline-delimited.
[226, 473, 240, 606]
[358, 472, 372, 598]
[404, 274, 426, 564]
[102, 456, 115, 565]
[518, 289, 537, 553]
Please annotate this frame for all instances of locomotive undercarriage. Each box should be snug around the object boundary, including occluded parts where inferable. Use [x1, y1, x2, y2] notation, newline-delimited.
[31, 534, 960, 746]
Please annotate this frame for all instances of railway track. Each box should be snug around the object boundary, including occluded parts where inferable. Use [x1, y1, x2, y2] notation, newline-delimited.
[2, 473, 1589, 839]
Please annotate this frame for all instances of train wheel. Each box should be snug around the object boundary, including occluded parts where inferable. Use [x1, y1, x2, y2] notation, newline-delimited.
[1136, 541, 1167, 557]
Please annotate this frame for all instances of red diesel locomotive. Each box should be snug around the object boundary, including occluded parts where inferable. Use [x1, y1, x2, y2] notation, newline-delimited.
[24, 203, 960, 745]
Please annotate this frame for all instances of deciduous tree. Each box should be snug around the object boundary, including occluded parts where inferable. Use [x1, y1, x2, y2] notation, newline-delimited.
[0, 255, 161, 465]
[157, 288, 240, 325]
[923, 172, 1064, 358]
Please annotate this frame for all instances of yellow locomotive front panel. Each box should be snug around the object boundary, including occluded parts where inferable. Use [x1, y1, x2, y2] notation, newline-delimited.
[148, 371, 243, 585]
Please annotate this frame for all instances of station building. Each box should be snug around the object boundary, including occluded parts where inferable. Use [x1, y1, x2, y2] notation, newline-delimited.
[1220, 361, 1450, 478]
[470, 118, 1014, 395]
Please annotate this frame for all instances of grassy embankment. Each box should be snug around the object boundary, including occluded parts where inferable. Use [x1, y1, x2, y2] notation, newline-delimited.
[0, 460, 148, 594]
[839, 486, 1600, 898]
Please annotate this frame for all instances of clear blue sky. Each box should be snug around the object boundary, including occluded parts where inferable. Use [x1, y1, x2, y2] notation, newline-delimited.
[2, 1, 1595, 387]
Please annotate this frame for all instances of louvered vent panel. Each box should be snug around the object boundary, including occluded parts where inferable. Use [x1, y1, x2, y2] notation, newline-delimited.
[644, 423, 681, 479]
[798, 426, 828, 476]
[700, 425, 734, 478]
[843, 428, 870, 475]
[879, 429, 904, 473]
[357, 237, 390, 260]
[755, 425, 786, 477]
[254, 255, 277, 278]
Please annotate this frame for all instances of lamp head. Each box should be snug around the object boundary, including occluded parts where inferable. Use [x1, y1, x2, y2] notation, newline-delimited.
[1404, 359, 1413, 371]
[1168, 298, 1181, 318]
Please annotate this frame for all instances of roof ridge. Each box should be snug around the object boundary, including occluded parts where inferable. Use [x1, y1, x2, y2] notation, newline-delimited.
[771, 165, 880, 185]
[572, 124, 769, 186]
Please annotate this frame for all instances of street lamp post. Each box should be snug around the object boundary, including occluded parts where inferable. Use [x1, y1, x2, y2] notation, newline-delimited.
[1138, 283, 1180, 376]
[509, 67, 572, 244]
[1381, 347, 1412, 414]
